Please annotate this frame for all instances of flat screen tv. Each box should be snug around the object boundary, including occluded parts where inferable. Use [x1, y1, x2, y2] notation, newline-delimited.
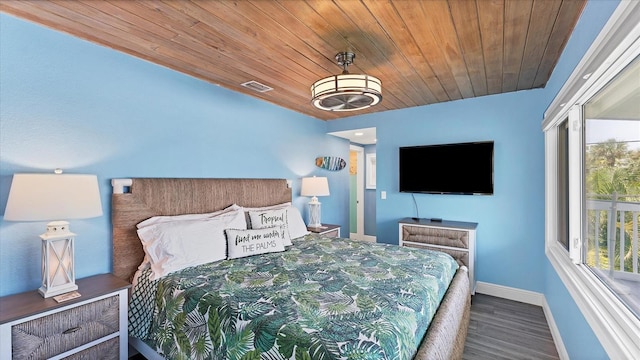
[399, 141, 494, 195]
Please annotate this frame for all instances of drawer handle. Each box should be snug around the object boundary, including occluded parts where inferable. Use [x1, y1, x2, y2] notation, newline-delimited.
[63, 326, 82, 334]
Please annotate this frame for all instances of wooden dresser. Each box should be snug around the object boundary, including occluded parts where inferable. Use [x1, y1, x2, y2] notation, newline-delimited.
[0, 274, 130, 359]
[399, 218, 477, 294]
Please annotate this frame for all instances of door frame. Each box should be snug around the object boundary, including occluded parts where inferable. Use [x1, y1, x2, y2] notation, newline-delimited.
[349, 144, 365, 240]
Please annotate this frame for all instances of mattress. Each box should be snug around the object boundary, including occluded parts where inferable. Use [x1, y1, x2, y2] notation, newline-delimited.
[128, 234, 459, 359]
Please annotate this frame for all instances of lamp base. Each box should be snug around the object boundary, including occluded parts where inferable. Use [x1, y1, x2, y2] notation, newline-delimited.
[39, 283, 78, 298]
[39, 221, 77, 298]
[308, 201, 322, 228]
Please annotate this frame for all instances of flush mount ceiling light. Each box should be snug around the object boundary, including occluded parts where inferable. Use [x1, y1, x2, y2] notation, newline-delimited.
[311, 52, 382, 112]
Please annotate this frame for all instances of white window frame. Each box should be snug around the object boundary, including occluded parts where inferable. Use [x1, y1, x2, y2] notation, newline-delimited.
[543, 2, 640, 358]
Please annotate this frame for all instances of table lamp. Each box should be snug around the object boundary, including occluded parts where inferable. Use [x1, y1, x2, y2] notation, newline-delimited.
[4, 170, 103, 298]
[300, 176, 330, 228]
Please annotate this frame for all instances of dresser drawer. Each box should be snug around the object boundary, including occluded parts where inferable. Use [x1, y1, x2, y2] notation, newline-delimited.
[11, 295, 120, 359]
[401, 225, 469, 249]
[63, 336, 119, 360]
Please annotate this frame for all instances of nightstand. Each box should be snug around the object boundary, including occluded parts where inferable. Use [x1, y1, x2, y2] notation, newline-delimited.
[0, 273, 130, 360]
[307, 224, 341, 237]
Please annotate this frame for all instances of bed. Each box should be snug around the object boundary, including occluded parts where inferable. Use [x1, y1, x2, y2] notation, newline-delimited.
[112, 178, 470, 360]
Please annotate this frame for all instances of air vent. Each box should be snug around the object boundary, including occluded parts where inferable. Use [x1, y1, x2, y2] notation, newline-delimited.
[241, 80, 273, 93]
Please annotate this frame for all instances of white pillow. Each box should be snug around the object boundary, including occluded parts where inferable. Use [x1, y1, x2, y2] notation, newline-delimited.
[285, 206, 310, 239]
[137, 210, 246, 280]
[247, 206, 309, 241]
[136, 207, 244, 270]
[137, 206, 240, 228]
[225, 202, 291, 213]
[225, 227, 287, 260]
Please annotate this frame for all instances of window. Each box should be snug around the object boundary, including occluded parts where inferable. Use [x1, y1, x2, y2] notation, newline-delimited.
[583, 57, 640, 318]
[543, 2, 640, 358]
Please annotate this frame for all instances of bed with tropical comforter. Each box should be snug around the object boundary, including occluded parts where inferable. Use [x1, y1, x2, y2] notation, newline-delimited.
[128, 234, 459, 360]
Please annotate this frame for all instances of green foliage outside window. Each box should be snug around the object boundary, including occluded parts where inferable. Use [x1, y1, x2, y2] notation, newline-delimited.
[585, 139, 640, 273]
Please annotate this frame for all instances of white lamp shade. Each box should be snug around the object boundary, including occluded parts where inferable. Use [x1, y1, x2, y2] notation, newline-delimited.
[300, 177, 330, 197]
[4, 173, 103, 221]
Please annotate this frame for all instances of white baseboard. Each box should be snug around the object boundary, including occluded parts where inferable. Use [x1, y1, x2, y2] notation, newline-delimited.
[475, 281, 568, 360]
[541, 297, 570, 360]
[475, 281, 544, 306]
[363, 235, 376, 242]
[349, 234, 376, 242]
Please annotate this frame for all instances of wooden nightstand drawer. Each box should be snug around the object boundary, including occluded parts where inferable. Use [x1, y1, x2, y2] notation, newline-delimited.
[11, 295, 120, 359]
[63, 336, 119, 360]
[401, 225, 469, 249]
[307, 224, 341, 237]
[321, 229, 340, 237]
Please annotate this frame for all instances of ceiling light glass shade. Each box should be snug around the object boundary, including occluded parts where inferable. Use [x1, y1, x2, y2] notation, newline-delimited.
[311, 74, 382, 112]
[311, 52, 382, 112]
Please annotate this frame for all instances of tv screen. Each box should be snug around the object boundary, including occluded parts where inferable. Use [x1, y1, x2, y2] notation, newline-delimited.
[399, 141, 494, 195]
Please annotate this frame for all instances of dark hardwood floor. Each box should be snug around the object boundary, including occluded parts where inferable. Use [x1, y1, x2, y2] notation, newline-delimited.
[130, 293, 560, 360]
[463, 294, 560, 360]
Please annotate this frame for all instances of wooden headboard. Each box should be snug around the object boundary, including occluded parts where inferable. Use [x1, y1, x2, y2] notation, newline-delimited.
[111, 178, 292, 282]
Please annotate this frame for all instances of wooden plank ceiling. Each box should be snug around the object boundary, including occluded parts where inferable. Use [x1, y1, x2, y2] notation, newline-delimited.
[1, 0, 586, 121]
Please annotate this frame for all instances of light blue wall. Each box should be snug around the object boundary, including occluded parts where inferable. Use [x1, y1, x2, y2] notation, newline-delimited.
[327, 0, 620, 357]
[0, 14, 350, 296]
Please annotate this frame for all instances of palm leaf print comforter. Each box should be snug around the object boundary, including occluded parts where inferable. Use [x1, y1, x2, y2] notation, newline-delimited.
[129, 235, 459, 360]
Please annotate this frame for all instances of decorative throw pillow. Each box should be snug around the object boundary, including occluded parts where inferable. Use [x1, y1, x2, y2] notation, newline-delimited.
[137, 210, 246, 280]
[248, 208, 292, 245]
[225, 202, 290, 229]
[248, 207, 310, 243]
[225, 227, 287, 260]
